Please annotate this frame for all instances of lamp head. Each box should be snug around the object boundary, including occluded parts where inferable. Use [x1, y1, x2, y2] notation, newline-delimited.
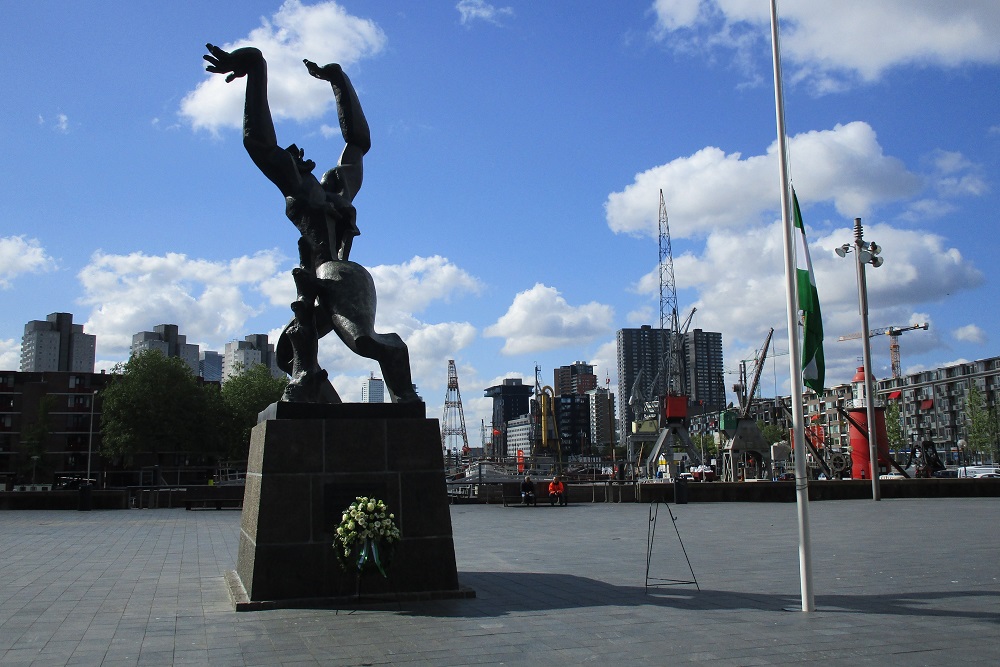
[835, 245, 849, 258]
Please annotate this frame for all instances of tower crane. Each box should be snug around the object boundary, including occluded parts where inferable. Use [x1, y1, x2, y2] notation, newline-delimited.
[837, 323, 929, 379]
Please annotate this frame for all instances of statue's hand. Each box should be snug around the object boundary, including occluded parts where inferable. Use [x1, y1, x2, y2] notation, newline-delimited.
[203, 43, 261, 83]
[304, 60, 343, 82]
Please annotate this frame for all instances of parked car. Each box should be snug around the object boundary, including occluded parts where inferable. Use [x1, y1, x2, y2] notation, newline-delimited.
[777, 473, 795, 481]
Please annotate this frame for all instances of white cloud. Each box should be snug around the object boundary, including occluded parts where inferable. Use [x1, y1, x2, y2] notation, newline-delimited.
[626, 306, 655, 326]
[928, 150, 988, 198]
[0, 236, 55, 288]
[370, 255, 485, 316]
[650, 1, 1000, 89]
[605, 122, 921, 239]
[485, 284, 614, 355]
[0, 339, 20, 371]
[78, 250, 285, 356]
[37, 114, 71, 133]
[457, 0, 515, 27]
[953, 324, 987, 344]
[180, 0, 387, 134]
[652, 218, 982, 392]
[588, 338, 620, 392]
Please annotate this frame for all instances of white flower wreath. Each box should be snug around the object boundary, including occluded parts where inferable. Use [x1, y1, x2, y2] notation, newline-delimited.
[333, 496, 401, 574]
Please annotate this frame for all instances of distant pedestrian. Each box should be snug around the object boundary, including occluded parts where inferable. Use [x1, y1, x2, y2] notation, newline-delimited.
[548, 475, 566, 507]
[520, 475, 536, 506]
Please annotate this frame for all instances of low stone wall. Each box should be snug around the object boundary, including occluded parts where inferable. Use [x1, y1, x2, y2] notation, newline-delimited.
[640, 478, 1000, 503]
[0, 490, 128, 510]
[0, 485, 247, 511]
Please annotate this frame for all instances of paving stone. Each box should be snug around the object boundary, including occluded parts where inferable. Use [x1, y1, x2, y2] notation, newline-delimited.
[1, 499, 999, 665]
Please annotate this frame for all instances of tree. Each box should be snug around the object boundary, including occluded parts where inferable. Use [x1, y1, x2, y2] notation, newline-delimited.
[965, 384, 1000, 464]
[220, 363, 287, 460]
[691, 432, 718, 460]
[758, 422, 787, 445]
[101, 351, 224, 464]
[885, 400, 906, 455]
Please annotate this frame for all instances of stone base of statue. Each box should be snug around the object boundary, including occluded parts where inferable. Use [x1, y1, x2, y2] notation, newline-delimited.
[228, 401, 473, 610]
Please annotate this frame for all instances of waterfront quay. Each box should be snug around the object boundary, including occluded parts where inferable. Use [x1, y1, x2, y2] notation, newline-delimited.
[2, 498, 998, 666]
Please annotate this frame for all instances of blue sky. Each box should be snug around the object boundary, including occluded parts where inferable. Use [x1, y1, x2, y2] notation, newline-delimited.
[2, 1, 998, 441]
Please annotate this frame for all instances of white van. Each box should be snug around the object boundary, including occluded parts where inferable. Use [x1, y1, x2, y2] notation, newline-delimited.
[956, 466, 1000, 478]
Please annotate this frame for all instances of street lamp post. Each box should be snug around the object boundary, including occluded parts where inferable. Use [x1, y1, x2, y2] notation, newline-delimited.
[837, 218, 884, 501]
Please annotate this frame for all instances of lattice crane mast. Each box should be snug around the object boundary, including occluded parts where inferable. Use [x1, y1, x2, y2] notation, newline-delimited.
[655, 189, 681, 400]
[837, 322, 929, 379]
[441, 360, 469, 456]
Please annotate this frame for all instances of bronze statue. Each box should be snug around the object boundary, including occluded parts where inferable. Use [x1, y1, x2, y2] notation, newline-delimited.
[204, 44, 420, 404]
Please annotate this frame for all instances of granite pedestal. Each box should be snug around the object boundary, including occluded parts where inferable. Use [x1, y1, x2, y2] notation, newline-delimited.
[231, 402, 470, 609]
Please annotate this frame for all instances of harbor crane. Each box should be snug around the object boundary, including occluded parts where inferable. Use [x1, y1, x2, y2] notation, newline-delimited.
[838, 322, 929, 379]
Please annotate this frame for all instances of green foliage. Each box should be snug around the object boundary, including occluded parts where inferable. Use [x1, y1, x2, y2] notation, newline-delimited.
[100, 351, 225, 463]
[691, 432, 718, 458]
[965, 384, 1000, 463]
[885, 400, 906, 451]
[220, 363, 287, 459]
[758, 422, 787, 445]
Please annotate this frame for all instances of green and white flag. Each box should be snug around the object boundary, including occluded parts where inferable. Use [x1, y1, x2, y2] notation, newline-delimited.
[793, 189, 824, 393]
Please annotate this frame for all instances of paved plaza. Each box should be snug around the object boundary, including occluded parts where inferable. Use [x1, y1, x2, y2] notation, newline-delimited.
[1, 497, 999, 666]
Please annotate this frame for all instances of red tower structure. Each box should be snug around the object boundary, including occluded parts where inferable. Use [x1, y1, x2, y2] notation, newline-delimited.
[847, 366, 891, 479]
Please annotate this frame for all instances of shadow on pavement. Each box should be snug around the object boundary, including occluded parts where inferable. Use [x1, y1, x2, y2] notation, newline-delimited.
[389, 571, 1000, 623]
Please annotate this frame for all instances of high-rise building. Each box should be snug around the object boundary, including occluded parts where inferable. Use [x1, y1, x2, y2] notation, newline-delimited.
[684, 329, 726, 415]
[553, 361, 597, 396]
[616, 325, 672, 443]
[555, 393, 590, 457]
[222, 334, 281, 382]
[616, 325, 725, 446]
[484, 378, 533, 459]
[132, 324, 200, 376]
[199, 351, 223, 382]
[586, 387, 616, 451]
[362, 373, 386, 403]
[20, 313, 96, 373]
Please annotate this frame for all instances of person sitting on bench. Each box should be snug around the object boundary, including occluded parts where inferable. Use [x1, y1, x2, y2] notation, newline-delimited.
[520, 475, 536, 506]
[548, 475, 567, 506]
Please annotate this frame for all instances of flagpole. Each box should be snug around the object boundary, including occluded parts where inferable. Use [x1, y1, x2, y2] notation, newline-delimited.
[769, 0, 814, 612]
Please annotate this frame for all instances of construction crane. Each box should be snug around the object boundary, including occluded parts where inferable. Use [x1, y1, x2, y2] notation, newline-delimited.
[734, 328, 774, 417]
[838, 323, 929, 379]
[647, 306, 697, 413]
[441, 360, 469, 459]
[655, 188, 680, 400]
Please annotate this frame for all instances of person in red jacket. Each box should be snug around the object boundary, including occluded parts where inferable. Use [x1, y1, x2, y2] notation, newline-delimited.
[548, 475, 567, 506]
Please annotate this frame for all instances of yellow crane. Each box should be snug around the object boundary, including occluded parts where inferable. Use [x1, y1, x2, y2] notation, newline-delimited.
[837, 322, 929, 379]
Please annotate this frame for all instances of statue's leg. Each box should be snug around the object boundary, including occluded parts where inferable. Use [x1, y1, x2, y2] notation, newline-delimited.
[281, 270, 341, 404]
[355, 332, 420, 404]
[314, 264, 420, 404]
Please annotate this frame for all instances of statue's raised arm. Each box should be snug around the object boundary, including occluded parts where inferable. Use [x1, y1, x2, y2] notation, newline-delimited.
[303, 60, 370, 206]
[204, 44, 300, 197]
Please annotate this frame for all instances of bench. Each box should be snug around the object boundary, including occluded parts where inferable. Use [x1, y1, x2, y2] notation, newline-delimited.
[501, 481, 568, 507]
[185, 497, 243, 510]
[183, 485, 245, 510]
